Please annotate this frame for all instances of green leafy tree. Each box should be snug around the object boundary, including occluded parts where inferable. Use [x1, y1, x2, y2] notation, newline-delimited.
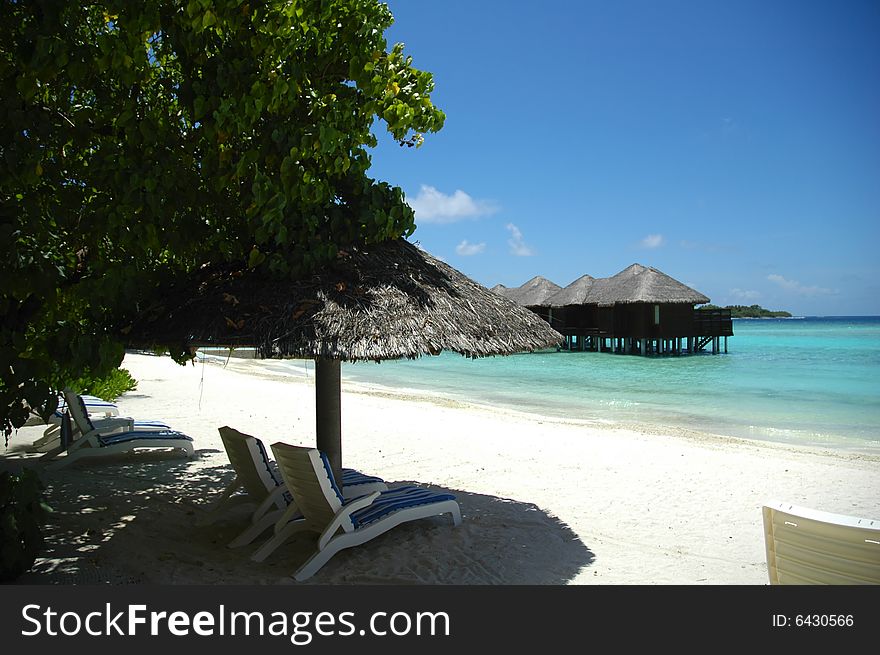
[0, 469, 51, 581]
[0, 0, 444, 436]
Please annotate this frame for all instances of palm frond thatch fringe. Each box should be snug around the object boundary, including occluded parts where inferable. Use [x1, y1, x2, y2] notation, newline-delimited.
[128, 239, 563, 361]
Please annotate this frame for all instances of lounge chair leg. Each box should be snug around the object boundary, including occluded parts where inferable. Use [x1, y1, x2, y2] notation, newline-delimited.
[449, 503, 462, 526]
[39, 444, 67, 462]
[251, 522, 308, 563]
[197, 495, 254, 527]
[45, 452, 82, 471]
[293, 540, 346, 582]
[196, 478, 248, 526]
[228, 511, 284, 548]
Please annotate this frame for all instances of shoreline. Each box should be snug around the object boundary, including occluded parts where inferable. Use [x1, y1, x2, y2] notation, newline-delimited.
[201, 350, 880, 458]
[5, 351, 879, 585]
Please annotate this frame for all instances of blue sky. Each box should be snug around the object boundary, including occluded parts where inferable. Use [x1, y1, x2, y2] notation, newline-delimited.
[367, 0, 880, 316]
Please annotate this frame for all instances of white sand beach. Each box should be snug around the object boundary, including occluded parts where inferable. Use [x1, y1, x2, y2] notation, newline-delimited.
[5, 351, 879, 585]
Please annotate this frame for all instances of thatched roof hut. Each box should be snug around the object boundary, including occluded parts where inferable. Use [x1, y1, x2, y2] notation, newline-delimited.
[544, 275, 596, 307]
[498, 265, 720, 355]
[129, 239, 562, 361]
[491, 276, 561, 307]
[545, 265, 708, 307]
[588, 264, 709, 306]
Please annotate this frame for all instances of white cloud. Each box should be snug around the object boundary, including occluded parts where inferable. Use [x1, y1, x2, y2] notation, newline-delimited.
[455, 240, 486, 256]
[407, 185, 498, 223]
[639, 234, 665, 249]
[767, 274, 834, 296]
[730, 288, 761, 301]
[506, 223, 534, 256]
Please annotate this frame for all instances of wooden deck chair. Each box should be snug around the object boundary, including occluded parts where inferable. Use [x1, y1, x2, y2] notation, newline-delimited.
[252, 442, 461, 581]
[762, 501, 880, 584]
[42, 408, 193, 470]
[202, 427, 388, 549]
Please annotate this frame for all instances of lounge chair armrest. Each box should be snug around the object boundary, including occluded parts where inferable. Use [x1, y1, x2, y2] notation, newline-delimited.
[317, 491, 381, 550]
[89, 416, 135, 434]
[273, 496, 309, 534]
[253, 484, 289, 523]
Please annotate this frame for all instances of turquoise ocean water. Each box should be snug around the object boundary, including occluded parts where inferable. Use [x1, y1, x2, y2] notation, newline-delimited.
[325, 316, 879, 454]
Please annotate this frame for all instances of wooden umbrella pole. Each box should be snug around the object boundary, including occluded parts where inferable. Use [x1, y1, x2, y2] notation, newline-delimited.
[315, 357, 343, 485]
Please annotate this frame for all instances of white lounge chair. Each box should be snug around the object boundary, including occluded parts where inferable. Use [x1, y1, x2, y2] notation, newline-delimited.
[252, 442, 461, 581]
[42, 408, 194, 470]
[27, 393, 122, 451]
[762, 501, 880, 584]
[24, 393, 120, 427]
[38, 388, 173, 456]
[202, 426, 387, 550]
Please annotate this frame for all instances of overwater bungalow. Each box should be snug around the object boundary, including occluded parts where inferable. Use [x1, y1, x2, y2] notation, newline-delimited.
[496, 264, 733, 356]
[491, 276, 561, 325]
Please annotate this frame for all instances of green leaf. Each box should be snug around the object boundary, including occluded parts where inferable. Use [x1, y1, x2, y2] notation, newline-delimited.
[247, 247, 266, 269]
[0, 0, 444, 437]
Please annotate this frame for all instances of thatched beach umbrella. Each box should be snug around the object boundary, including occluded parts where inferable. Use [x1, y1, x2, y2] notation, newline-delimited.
[128, 238, 562, 482]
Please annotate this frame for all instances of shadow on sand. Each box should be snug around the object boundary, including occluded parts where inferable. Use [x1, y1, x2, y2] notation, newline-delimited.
[12, 454, 594, 585]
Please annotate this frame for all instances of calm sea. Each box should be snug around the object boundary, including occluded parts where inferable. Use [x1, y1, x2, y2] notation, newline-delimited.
[324, 316, 879, 454]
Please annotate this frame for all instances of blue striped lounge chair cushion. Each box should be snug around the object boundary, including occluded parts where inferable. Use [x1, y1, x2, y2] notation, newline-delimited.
[254, 439, 295, 504]
[319, 451, 345, 503]
[77, 395, 96, 431]
[71, 394, 167, 431]
[300, 451, 385, 501]
[267, 447, 386, 506]
[131, 420, 171, 430]
[349, 486, 456, 529]
[340, 469, 385, 488]
[255, 438, 284, 487]
[57, 396, 116, 414]
[98, 430, 193, 446]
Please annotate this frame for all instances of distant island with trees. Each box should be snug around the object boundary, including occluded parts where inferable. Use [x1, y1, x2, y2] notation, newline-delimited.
[699, 304, 792, 318]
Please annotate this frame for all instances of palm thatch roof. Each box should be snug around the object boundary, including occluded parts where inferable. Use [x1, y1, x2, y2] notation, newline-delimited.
[491, 276, 561, 307]
[127, 239, 563, 361]
[588, 264, 709, 306]
[544, 265, 709, 307]
[544, 275, 595, 307]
